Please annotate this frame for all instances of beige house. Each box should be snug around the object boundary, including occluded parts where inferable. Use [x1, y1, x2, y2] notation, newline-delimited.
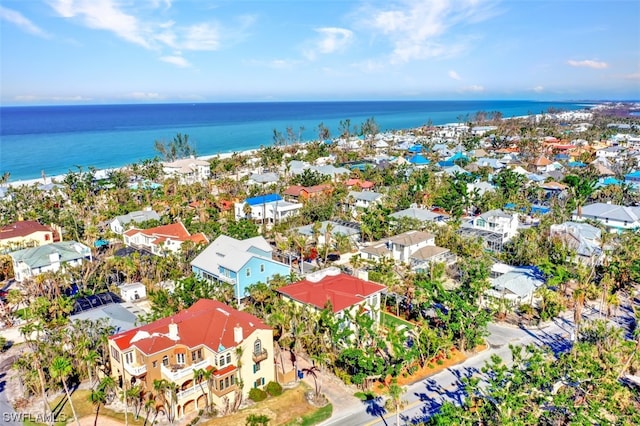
[108, 299, 275, 420]
[0, 220, 58, 252]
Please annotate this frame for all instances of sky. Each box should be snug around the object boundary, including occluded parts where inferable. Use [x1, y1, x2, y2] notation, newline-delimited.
[1, 0, 639, 105]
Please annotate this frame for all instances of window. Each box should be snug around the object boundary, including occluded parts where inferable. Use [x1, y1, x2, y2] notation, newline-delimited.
[260, 264, 265, 273]
[219, 355, 226, 367]
[176, 353, 185, 364]
[254, 378, 265, 388]
[162, 355, 169, 366]
[152, 361, 157, 368]
[225, 377, 230, 388]
[219, 379, 224, 390]
[246, 268, 251, 277]
[253, 363, 261, 373]
[226, 353, 231, 364]
[192, 349, 202, 362]
[124, 352, 134, 365]
[254, 339, 262, 354]
[110, 347, 120, 362]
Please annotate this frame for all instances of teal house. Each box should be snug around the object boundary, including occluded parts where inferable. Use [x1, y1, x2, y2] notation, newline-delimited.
[191, 235, 290, 304]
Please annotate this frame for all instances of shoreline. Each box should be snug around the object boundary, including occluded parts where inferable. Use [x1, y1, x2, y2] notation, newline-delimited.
[3, 103, 605, 188]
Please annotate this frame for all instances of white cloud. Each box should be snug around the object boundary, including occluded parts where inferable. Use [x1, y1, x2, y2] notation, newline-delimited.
[448, 70, 462, 80]
[0, 6, 50, 38]
[48, 0, 151, 47]
[180, 23, 220, 51]
[624, 73, 640, 80]
[127, 92, 164, 100]
[460, 85, 485, 93]
[567, 59, 608, 69]
[304, 27, 353, 60]
[364, 0, 499, 63]
[532, 85, 544, 93]
[160, 55, 191, 68]
[13, 94, 92, 102]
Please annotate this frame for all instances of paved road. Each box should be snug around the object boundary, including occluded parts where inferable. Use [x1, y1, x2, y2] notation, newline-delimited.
[321, 298, 637, 426]
[0, 353, 22, 426]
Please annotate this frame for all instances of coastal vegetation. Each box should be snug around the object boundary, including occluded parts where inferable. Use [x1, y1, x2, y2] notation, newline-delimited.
[1, 105, 639, 424]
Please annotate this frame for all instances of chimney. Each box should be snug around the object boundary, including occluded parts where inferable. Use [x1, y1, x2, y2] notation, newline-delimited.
[168, 320, 179, 341]
[233, 324, 243, 344]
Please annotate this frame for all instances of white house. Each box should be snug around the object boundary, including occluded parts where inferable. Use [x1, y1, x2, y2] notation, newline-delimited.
[10, 241, 92, 283]
[109, 209, 160, 234]
[486, 263, 545, 307]
[119, 282, 147, 302]
[234, 194, 302, 223]
[348, 191, 384, 209]
[361, 230, 435, 263]
[460, 209, 519, 251]
[550, 221, 603, 264]
[162, 158, 211, 184]
[572, 202, 640, 232]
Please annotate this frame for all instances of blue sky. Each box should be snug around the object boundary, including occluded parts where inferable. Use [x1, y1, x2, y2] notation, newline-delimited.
[1, 0, 638, 104]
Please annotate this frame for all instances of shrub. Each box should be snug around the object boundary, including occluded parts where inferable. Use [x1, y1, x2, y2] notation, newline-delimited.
[436, 359, 444, 365]
[265, 381, 282, 397]
[249, 387, 268, 402]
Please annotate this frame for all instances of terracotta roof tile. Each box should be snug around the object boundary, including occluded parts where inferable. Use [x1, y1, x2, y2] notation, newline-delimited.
[277, 273, 385, 313]
[109, 299, 271, 354]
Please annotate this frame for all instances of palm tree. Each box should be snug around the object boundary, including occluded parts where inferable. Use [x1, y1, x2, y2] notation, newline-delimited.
[302, 365, 322, 400]
[88, 387, 107, 426]
[386, 379, 406, 426]
[50, 356, 81, 426]
[142, 395, 158, 426]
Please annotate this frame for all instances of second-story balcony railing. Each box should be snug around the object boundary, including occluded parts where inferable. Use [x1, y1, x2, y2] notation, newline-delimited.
[161, 358, 210, 382]
[252, 348, 268, 363]
[124, 363, 147, 376]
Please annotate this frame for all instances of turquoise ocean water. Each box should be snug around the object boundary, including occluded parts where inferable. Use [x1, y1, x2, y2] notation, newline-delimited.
[0, 100, 589, 181]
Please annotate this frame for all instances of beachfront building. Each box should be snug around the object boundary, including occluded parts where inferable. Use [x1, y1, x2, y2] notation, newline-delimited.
[109, 209, 161, 234]
[10, 241, 92, 282]
[161, 157, 211, 184]
[108, 299, 274, 420]
[123, 222, 208, 256]
[0, 220, 59, 253]
[572, 202, 640, 232]
[191, 235, 290, 304]
[276, 267, 386, 327]
[234, 194, 302, 224]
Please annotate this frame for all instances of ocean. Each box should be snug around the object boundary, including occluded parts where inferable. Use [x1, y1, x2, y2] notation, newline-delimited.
[0, 100, 589, 181]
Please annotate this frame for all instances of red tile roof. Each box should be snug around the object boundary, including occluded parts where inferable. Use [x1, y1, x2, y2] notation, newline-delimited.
[0, 221, 52, 240]
[277, 273, 385, 313]
[109, 299, 271, 354]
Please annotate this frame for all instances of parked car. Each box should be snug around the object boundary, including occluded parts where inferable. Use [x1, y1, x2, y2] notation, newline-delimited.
[326, 253, 341, 262]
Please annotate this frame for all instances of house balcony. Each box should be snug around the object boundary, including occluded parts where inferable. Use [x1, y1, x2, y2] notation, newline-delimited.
[176, 384, 204, 401]
[160, 358, 210, 383]
[211, 383, 238, 397]
[252, 348, 268, 363]
[123, 363, 147, 376]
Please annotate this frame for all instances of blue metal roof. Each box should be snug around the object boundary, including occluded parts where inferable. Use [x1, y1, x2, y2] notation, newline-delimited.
[408, 154, 430, 165]
[245, 193, 283, 206]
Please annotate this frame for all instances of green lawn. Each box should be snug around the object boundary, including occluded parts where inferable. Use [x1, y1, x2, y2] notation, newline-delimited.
[381, 312, 414, 330]
[284, 404, 332, 426]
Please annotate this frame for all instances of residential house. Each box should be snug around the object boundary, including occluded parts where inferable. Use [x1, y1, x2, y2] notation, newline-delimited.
[348, 191, 384, 209]
[162, 158, 211, 184]
[530, 155, 554, 173]
[71, 292, 144, 334]
[360, 230, 455, 268]
[390, 207, 449, 225]
[572, 202, 640, 232]
[109, 209, 161, 234]
[550, 221, 603, 264]
[276, 267, 385, 325]
[191, 235, 290, 303]
[0, 220, 58, 252]
[459, 209, 519, 251]
[345, 179, 375, 191]
[486, 263, 545, 307]
[234, 194, 302, 223]
[10, 241, 92, 282]
[119, 282, 147, 302]
[123, 222, 208, 256]
[283, 184, 333, 201]
[108, 299, 274, 420]
[294, 220, 361, 246]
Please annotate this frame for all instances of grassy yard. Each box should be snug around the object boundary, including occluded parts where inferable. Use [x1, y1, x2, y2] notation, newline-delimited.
[381, 312, 414, 330]
[202, 382, 331, 426]
[25, 389, 146, 426]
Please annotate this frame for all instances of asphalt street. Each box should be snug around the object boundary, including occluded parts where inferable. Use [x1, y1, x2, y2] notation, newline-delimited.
[322, 298, 637, 426]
